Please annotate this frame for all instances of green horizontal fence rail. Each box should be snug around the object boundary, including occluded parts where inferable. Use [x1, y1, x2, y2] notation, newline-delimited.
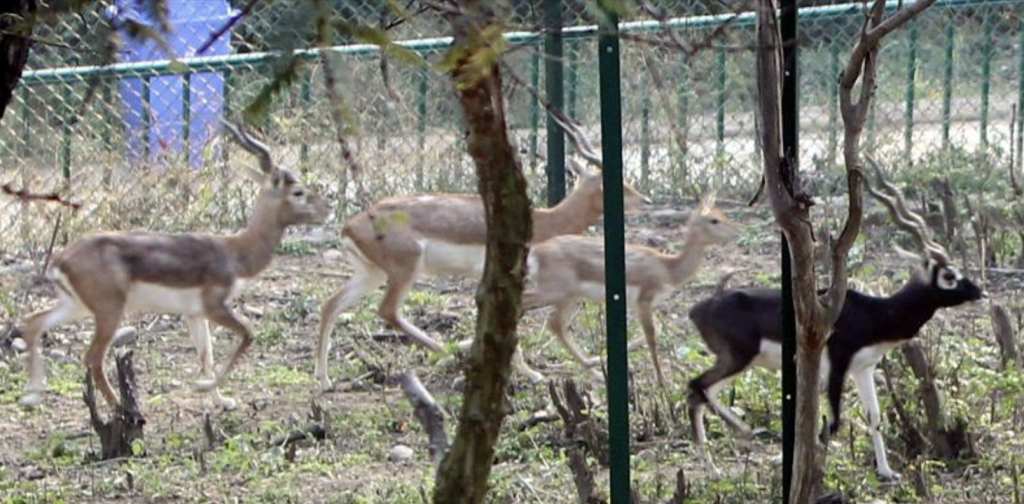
[4, 0, 1023, 257]
[18, 0, 1019, 85]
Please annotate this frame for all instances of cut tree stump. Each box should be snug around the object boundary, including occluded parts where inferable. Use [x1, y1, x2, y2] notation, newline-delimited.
[83, 350, 146, 460]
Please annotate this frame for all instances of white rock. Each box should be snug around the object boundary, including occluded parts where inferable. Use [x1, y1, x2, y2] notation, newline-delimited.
[389, 445, 415, 463]
[11, 338, 27, 352]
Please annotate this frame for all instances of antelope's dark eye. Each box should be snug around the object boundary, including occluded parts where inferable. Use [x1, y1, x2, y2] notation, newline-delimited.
[710, 218, 720, 225]
[943, 272, 956, 281]
[293, 190, 305, 198]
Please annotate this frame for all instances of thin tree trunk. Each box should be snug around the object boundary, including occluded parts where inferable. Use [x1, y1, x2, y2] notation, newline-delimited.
[0, 0, 35, 122]
[755, 1, 935, 501]
[432, 3, 533, 504]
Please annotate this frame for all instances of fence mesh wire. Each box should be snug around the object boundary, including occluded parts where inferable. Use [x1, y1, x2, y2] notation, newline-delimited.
[2, 0, 1022, 257]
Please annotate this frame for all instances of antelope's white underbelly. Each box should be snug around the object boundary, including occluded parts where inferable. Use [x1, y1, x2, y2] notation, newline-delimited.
[750, 339, 900, 390]
[420, 240, 486, 277]
[124, 281, 244, 316]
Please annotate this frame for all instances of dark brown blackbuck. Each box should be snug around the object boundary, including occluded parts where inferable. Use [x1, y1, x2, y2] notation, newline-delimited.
[687, 167, 983, 480]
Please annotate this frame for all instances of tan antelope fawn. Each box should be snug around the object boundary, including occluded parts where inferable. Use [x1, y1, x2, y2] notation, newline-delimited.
[20, 122, 330, 411]
[314, 157, 650, 391]
[519, 193, 740, 386]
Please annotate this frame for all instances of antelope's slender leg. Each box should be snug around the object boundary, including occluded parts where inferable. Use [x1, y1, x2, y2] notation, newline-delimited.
[378, 270, 443, 352]
[20, 295, 87, 407]
[85, 305, 126, 408]
[187, 317, 236, 410]
[315, 266, 386, 391]
[853, 366, 899, 480]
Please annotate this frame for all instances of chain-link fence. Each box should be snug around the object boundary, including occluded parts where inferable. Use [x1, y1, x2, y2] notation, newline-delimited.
[2, 0, 1022, 257]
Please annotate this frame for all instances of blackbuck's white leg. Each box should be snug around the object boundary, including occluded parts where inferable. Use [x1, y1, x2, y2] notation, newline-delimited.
[315, 267, 386, 391]
[187, 317, 236, 410]
[197, 287, 253, 391]
[378, 271, 444, 353]
[20, 295, 87, 407]
[853, 366, 899, 480]
[690, 402, 722, 478]
[637, 299, 666, 388]
[546, 300, 602, 382]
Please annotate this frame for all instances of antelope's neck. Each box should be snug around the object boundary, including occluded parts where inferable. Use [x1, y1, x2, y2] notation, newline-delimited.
[665, 234, 710, 286]
[531, 188, 598, 243]
[226, 203, 285, 278]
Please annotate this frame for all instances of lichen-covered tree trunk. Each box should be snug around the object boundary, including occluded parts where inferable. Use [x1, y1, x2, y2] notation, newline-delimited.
[432, 3, 533, 504]
[0, 0, 35, 122]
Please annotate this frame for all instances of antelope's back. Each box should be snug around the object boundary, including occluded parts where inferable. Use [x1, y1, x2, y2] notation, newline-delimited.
[688, 289, 785, 352]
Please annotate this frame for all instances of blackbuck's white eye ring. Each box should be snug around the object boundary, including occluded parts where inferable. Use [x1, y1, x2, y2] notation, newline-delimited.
[936, 267, 960, 290]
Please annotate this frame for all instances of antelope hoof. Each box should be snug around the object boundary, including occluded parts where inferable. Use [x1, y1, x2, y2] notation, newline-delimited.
[193, 378, 217, 392]
[878, 470, 902, 483]
[20, 392, 43, 409]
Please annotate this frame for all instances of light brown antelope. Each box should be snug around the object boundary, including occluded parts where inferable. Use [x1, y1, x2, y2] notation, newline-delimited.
[687, 168, 983, 480]
[518, 193, 739, 386]
[19, 122, 330, 411]
[314, 157, 650, 391]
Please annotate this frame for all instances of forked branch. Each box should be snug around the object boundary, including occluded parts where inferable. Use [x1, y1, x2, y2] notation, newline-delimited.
[827, 0, 937, 323]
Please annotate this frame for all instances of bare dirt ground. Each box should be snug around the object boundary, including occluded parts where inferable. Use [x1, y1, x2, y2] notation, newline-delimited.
[0, 201, 1019, 503]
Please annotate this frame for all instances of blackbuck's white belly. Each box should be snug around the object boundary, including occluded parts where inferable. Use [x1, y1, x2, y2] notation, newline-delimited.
[751, 339, 901, 389]
[420, 239, 486, 277]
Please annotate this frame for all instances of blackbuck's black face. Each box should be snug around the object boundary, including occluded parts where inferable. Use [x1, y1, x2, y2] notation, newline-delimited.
[922, 259, 984, 306]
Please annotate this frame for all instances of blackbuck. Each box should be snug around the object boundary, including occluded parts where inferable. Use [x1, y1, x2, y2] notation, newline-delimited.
[314, 157, 650, 391]
[686, 169, 983, 480]
[19, 122, 330, 411]
[519, 193, 739, 386]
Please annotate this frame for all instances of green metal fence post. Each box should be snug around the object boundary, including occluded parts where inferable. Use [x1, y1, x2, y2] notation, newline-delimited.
[567, 41, 579, 123]
[641, 81, 651, 193]
[529, 50, 541, 168]
[142, 75, 152, 164]
[61, 86, 72, 187]
[182, 73, 191, 165]
[223, 69, 233, 166]
[416, 66, 428, 190]
[676, 55, 690, 197]
[716, 47, 726, 157]
[20, 89, 31, 159]
[981, 7, 994, 147]
[598, 9, 630, 504]
[545, 0, 566, 206]
[300, 68, 312, 168]
[942, 11, 955, 149]
[904, 18, 918, 162]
